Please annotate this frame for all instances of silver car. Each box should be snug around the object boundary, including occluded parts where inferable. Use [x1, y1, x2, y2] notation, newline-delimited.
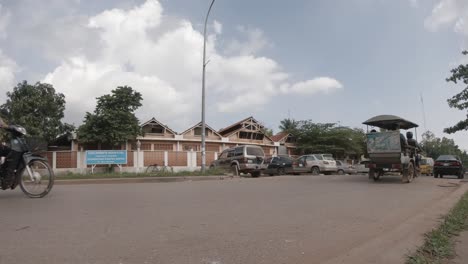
[336, 160, 357, 175]
[293, 154, 338, 175]
[355, 160, 370, 174]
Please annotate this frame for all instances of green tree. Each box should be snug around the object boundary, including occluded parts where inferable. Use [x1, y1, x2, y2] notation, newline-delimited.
[77, 86, 142, 146]
[279, 118, 298, 133]
[444, 50, 468, 134]
[420, 130, 468, 164]
[0, 81, 73, 143]
[261, 127, 274, 137]
[293, 120, 366, 158]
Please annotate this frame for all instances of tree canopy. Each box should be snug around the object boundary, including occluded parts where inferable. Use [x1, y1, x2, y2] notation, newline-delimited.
[0, 81, 73, 143]
[76, 86, 142, 146]
[444, 50, 468, 134]
[420, 131, 468, 164]
[289, 120, 366, 158]
[279, 118, 298, 133]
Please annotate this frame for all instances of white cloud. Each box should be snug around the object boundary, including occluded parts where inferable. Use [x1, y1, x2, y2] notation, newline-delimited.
[0, 50, 18, 101]
[287, 77, 343, 95]
[213, 20, 222, 34]
[40, 0, 343, 130]
[225, 26, 271, 56]
[424, 0, 468, 35]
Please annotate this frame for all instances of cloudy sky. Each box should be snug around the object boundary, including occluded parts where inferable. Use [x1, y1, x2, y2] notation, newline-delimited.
[1, 0, 468, 147]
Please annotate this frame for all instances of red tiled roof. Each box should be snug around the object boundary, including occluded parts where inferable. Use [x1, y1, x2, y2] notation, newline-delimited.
[271, 132, 289, 142]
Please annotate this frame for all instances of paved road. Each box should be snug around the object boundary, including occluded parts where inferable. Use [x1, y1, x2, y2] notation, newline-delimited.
[0, 174, 466, 264]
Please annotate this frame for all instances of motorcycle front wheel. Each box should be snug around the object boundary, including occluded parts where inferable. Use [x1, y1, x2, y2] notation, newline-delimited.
[20, 160, 55, 198]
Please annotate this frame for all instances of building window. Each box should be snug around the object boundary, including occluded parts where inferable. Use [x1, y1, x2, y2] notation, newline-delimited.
[151, 125, 164, 134]
[286, 136, 296, 143]
[239, 131, 264, 140]
[143, 125, 165, 134]
[154, 144, 173, 150]
[183, 144, 199, 151]
[140, 143, 152, 150]
[239, 131, 250, 139]
[194, 127, 209, 136]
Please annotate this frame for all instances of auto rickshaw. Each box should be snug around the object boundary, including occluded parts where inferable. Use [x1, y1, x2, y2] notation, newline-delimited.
[363, 115, 420, 183]
[419, 156, 434, 176]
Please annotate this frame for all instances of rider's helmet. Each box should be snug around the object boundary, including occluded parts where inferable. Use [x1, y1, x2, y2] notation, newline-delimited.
[406, 131, 413, 139]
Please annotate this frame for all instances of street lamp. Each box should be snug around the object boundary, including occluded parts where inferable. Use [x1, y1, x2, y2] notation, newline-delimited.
[201, 0, 215, 173]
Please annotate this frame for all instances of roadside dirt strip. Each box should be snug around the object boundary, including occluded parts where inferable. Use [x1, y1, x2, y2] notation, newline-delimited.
[323, 180, 468, 264]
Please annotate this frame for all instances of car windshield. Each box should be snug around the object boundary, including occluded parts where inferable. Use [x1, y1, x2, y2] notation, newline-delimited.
[246, 147, 264, 156]
[437, 155, 457, 161]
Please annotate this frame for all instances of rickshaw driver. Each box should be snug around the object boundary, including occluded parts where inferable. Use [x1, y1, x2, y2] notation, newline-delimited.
[406, 131, 421, 168]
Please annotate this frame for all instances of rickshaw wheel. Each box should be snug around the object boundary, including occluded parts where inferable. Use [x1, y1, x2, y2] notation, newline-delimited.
[402, 162, 415, 183]
[368, 168, 375, 181]
[373, 170, 385, 181]
[368, 168, 380, 181]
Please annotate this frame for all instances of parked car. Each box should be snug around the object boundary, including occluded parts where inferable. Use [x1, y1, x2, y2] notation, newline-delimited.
[355, 160, 370, 174]
[419, 157, 434, 176]
[263, 155, 294, 176]
[293, 154, 337, 175]
[210, 145, 265, 177]
[433, 155, 465, 179]
[336, 160, 357, 175]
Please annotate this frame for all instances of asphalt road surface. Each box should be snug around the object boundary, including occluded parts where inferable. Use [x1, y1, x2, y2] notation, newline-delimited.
[0, 174, 466, 264]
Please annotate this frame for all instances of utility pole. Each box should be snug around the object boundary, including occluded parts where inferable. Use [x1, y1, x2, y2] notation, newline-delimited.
[201, 0, 215, 173]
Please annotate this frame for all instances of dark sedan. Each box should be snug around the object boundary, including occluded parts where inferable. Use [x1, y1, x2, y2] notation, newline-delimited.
[263, 156, 294, 176]
[433, 155, 465, 179]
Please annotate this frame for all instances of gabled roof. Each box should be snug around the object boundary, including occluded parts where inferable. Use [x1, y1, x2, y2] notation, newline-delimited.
[217, 116, 274, 143]
[218, 116, 264, 136]
[271, 132, 290, 142]
[140, 117, 177, 135]
[180, 122, 223, 138]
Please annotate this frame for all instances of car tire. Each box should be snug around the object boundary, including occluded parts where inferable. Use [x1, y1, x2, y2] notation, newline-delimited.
[231, 165, 239, 176]
[311, 167, 320, 175]
[251, 171, 260, 178]
[277, 168, 285, 176]
[337, 169, 345, 175]
[434, 173, 438, 178]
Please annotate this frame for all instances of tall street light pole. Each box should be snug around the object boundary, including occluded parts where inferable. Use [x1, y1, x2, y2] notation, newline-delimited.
[201, 0, 215, 173]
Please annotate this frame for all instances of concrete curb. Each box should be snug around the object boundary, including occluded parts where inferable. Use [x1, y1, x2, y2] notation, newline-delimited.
[54, 175, 240, 185]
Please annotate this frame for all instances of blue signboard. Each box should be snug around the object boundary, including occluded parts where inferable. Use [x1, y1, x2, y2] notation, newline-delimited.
[86, 150, 127, 165]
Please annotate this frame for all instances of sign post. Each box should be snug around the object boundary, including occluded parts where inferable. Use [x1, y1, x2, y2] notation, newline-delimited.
[85, 150, 128, 174]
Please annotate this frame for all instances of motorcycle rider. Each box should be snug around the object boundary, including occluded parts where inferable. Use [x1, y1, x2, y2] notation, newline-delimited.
[0, 117, 22, 189]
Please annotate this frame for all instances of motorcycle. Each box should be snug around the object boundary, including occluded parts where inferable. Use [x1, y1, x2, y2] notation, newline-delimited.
[0, 125, 54, 198]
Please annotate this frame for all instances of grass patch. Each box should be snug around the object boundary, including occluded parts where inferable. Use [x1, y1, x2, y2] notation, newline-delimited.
[56, 167, 227, 180]
[406, 191, 468, 264]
